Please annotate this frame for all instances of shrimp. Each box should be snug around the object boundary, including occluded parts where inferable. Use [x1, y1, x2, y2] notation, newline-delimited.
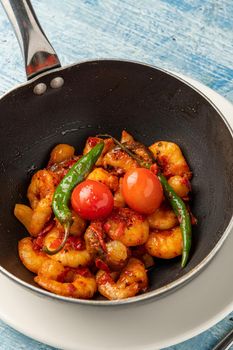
[18, 237, 49, 274]
[47, 155, 81, 182]
[49, 144, 75, 165]
[120, 130, 135, 143]
[44, 226, 92, 268]
[35, 260, 97, 299]
[83, 137, 114, 166]
[102, 130, 153, 174]
[87, 167, 118, 191]
[149, 141, 191, 179]
[69, 210, 86, 236]
[147, 203, 178, 230]
[14, 204, 33, 233]
[27, 170, 55, 236]
[106, 240, 128, 270]
[84, 222, 105, 256]
[104, 208, 149, 246]
[102, 147, 138, 174]
[84, 222, 128, 270]
[96, 258, 148, 300]
[168, 175, 191, 198]
[145, 226, 182, 259]
[120, 130, 154, 166]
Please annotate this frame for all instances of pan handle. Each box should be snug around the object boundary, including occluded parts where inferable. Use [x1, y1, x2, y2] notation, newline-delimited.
[1, 0, 61, 80]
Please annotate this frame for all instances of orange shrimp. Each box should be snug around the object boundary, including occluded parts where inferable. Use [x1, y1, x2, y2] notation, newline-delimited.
[27, 170, 55, 236]
[145, 226, 182, 259]
[96, 258, 148, 300]
[35, 260, 97, 299]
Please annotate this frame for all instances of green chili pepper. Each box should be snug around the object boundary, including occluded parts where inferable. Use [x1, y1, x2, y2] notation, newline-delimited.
[157, 173, 192, 268]
[99, 134, 192, 268]
[43, 142, 104, 255]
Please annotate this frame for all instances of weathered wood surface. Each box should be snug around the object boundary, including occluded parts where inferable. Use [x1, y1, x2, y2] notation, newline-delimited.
[0, 0, 232, 100]
[0, 0, 232, 349]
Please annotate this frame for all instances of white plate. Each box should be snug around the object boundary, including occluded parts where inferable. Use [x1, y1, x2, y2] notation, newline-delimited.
[0, 73, 233, 350]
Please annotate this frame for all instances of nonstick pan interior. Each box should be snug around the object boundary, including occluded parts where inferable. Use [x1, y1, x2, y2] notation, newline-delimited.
[0, 60, 232, 304]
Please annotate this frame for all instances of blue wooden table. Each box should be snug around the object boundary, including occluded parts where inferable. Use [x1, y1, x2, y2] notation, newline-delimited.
[0, 1, 232, 349]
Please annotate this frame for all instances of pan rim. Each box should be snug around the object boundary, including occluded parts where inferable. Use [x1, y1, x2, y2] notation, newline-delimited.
[1, 58, 233, 306]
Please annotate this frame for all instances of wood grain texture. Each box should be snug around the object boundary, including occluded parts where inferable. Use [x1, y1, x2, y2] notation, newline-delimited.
[0, 0, 232, 349]
[0, 0, 232, 100]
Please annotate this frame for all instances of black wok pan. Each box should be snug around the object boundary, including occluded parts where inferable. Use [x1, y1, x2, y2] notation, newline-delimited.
[0, 0, 232, 305]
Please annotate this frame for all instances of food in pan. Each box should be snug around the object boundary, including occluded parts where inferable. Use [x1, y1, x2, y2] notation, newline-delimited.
[14, 131, 195, 300]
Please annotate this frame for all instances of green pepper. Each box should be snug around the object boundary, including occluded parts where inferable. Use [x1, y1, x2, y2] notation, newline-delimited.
[99, 134, 192, 267]
[157, 173, 192, 267]
[43, 142, 104, 255]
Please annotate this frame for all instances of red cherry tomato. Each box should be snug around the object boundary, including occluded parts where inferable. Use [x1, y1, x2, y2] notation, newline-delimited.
[122, 168, 163, 214]
[71, 180, 114, 220]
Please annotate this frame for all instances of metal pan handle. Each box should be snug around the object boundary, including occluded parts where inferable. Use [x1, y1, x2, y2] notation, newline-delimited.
[212, 329, 233, 350]
[1, 0, 61, 80]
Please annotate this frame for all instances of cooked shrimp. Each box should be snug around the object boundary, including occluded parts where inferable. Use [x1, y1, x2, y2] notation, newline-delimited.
[87, 167, 118, 191]
[120, 130, 154, 166]
[44, 226, 92, 268]
[120, 130, 134, 143]
[102, 131, 144, 174]
[104, 208, 149, 246]
[149, 141, 191, 179]
[147, 203, 178, 230]
[168, 175, 191, 198]
[47, 155, 81, 183]
[18, 237, 49, 274]
[102, 147, 138, 174]
[49, 144, 75, 165]
[15, 131, 196, 301]
[96, 258, 148, 300]
[35, 260, 97, 299]
[69, 210, 86, 236]
[145, 226, 182, 259]
[84, 221, 106, 256]
[14, 204, 33, 233]
[106, 240, 128, 269]
[84, 222, 128, 270]
[27, 170, 55, 236]
[83, 137, 114, 166]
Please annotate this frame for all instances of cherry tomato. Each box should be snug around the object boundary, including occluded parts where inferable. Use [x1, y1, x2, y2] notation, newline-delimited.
[71, 180, 114, 220]
[122, 168, 163, 214]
